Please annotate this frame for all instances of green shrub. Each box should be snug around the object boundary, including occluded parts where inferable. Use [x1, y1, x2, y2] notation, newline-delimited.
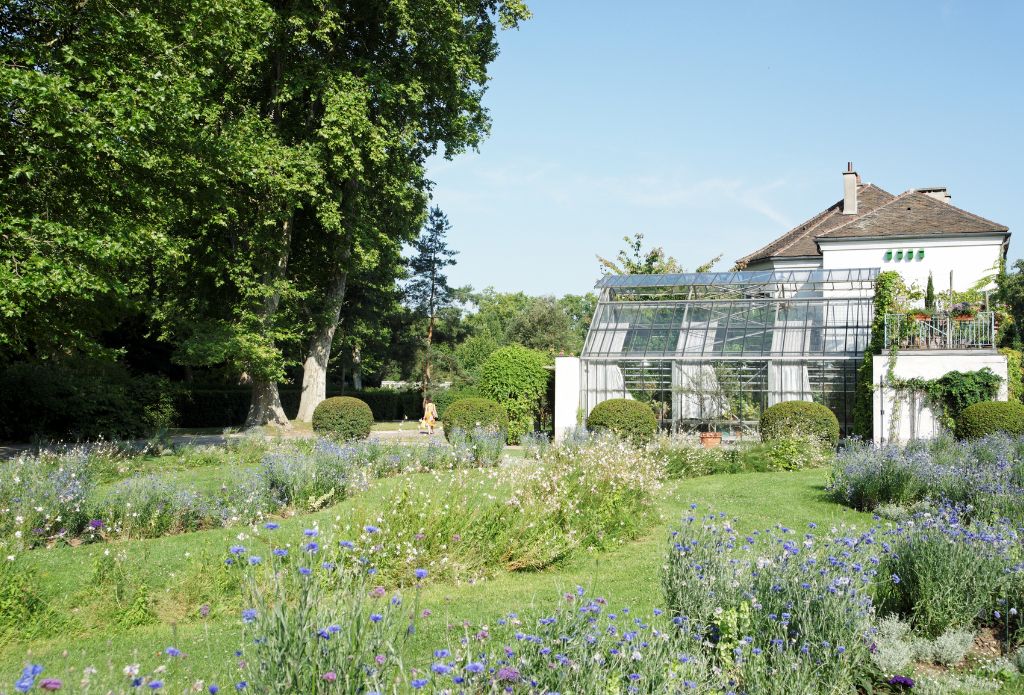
[586, 398, 657, 443]
[443, 397, 508, 442]
[311, 396, 374, 441]
[1000, 348, 1022, 404]
[760, 401, 839, 448]
[955, 401, 1024, 439]
[432, 386, 483, 420]
[479, 345, 550, 444]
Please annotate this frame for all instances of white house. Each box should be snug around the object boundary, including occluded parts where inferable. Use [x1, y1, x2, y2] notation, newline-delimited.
[736, 165, 1009, 294]
[555, 166, 1012, 444]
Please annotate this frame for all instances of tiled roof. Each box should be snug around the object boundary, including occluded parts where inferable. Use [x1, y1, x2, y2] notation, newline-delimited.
[736, 183, 1008, 266]
[818, 190, 1008, 240]
[736, 184, 895, 266]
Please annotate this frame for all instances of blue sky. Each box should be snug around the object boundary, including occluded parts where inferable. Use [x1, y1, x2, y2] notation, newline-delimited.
[426, 1, 1024, 297]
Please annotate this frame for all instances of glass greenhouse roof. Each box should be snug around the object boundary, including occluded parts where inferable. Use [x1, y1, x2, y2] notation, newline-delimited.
[582, 268, 877, 360]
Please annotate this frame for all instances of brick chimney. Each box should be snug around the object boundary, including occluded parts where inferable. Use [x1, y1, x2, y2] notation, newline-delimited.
[842, 162, 860, 215]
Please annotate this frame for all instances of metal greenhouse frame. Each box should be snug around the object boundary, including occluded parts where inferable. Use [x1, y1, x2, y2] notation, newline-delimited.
[579, 268, 878, 435]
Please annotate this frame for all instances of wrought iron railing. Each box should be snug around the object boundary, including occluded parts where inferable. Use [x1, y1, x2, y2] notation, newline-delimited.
[883, 312, 995, 350]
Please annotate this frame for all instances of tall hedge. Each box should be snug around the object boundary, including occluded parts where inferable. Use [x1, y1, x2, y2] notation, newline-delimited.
[479, 345, 551, 444]
[1000, 348, 1023, 404]
[0, 358, 177, 441]
[760, 400, 840, 449]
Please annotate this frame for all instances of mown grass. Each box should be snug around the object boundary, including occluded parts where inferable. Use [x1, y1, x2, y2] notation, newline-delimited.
[0, 466, 873, 688]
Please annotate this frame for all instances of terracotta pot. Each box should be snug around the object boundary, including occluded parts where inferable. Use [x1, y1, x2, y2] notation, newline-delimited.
[912, 313, 931, 321]
[699, 432, 722, 449]
[954, 314, 975, 321]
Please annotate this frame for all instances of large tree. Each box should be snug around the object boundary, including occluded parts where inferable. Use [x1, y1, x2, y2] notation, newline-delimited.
[406, 207, 459, 396]
[0, 0, 268, 359]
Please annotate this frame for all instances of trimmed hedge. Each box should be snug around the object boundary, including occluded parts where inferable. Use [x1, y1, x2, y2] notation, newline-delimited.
[311, 397, 374, 441]
[443, 398, 508, 442]
[760, 401, 839, 448]
[175, 387, 424, 428]
[955, 401, 1024, 440]
[586, 398, 657, 444]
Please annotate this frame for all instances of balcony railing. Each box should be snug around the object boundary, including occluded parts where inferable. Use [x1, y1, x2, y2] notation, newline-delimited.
[883, 312, 995, 350]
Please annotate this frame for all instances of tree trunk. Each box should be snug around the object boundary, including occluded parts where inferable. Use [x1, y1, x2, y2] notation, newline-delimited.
[246, 377, 290, 428]
[295, 268, 349, 422]
[352, 346, 363, 391]
[246, 216, 293, 429]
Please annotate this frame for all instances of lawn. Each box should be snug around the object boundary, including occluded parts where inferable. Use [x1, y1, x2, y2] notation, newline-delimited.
[5, 434, 1024, 693]
[0, 465, 868, 686]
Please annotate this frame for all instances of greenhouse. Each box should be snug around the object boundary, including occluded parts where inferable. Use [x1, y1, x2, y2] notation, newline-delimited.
[579, 268, 878, 435]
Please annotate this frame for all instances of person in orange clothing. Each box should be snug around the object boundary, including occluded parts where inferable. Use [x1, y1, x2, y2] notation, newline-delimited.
[422, 396, 439, 434]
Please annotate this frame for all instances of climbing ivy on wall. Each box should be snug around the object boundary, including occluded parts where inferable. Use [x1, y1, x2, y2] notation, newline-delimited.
[890, 368, 1003, 431]
[852, 271, 905, 438]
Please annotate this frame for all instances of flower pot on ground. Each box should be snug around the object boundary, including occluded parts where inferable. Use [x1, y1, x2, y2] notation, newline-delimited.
[699, 431, 722, 449]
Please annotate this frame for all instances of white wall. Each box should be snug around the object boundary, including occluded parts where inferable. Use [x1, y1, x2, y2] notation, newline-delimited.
[872, 351, 1008, 444]
[820, 235, 1005, 293]
[554, 356, 581, 442]
[744, 257, 823, 271]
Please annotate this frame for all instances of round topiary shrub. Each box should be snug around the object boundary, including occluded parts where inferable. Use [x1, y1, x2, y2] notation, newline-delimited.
[443, 397, 508, 442]
[586, 398, 658, 444]
[955, 401, 1024, 440]
[311, 396, 374, 441]
[760, 401, 839, 449]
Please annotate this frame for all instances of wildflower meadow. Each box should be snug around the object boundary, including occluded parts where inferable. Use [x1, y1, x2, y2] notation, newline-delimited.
[4, 430, 1024, 693]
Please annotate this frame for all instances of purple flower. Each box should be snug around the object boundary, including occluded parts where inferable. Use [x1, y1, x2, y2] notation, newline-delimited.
[248, 556, 261, 566]
[89, 519, 104, 530]
[209, 687, 220, 694]
[165, 647, 181, 657]
[199, 604, 210, 618]
[340, 540, 354, 549]
[229, 545, 245, 555]
[242, 609, 257, 623]
[891, 574, 901, 584]
[263, 522, 279, 530]
[370, 613, 383, 623]
[149, 682, 163, 690]
[888, 675, 915, 688]
[411, 679, 429, 689]
[304, 529, 318, 537]
[466, 662, 484, 673]
[415, 568, 428, 580]
[39, 679, 62, 691]
[304, 542, 319, 553]
[273, 548, 287, 557]
[299, 567, 312, 576]
[496, 667, 520, 682]
[364, 525, 380, 534]
[322, 672, 337, 683]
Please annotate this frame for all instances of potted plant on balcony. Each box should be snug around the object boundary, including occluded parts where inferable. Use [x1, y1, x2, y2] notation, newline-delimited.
[911, 307, 934, 321]
[952, 302, 977, 321]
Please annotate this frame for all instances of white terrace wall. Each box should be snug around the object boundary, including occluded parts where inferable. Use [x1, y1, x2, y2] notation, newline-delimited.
[872, 351, 1008, 444]
[820, 234, 1005, 294]
[554, 356, 581, 442]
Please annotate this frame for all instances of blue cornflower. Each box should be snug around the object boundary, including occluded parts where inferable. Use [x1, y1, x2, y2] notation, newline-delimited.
[248, 556, 261, 565]
[149, 682, 163, 690]
[229, 545, 245, 555]
[364, 525, 380, 534]
[299, 567, 312, 576]
[272, 548, 287, 557]
[235, 683, 247, 691]
[411, 679, 429, 689]
[304, 528, 318, 537]
[415, 568, 428, 579]
[340, 540, 354, 549]
[466, 662, 484, 673]
[209, 686, 220, 694]
[370, 613, 383, 623]
[434, 649, 450, 658]
[891, 574, 901, 584]
[14, 664, 43, 693]
[304, 542, 319, 553]
[322, 562, 335, 570]
[628, 674, 641, 681]
[242, 609, 257, 623]
[165, 647, 181, 657]
[431, 663, 450, 675]
[264, 522, 279, 530]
